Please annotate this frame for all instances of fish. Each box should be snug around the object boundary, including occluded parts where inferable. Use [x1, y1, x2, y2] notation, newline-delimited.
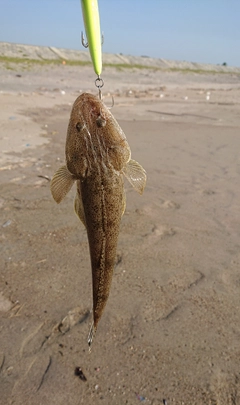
[50, 92, 146, 348]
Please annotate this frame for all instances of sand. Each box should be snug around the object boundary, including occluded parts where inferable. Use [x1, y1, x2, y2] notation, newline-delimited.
[1, 62, 240, 405]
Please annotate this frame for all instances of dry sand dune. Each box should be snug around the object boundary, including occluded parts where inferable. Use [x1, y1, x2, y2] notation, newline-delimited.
[1, 60, 240, 404]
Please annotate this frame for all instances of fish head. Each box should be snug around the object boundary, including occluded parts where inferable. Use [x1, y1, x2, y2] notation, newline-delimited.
[65, 93, 131, 178]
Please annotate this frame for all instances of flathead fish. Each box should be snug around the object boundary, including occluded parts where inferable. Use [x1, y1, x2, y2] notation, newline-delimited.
[50, 92, 146, 348]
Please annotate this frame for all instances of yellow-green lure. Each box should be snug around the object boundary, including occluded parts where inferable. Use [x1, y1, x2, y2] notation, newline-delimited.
[81, 0, 102, 76]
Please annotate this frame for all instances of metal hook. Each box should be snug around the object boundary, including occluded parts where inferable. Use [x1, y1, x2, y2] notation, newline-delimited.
[107, 96, 114, 109]
[88, 322, 95, 352]
[95, 76, 104, 88]
[95, 76, 104, 100]
[81, 31, 88, 48]
[81, 31, 104, 49]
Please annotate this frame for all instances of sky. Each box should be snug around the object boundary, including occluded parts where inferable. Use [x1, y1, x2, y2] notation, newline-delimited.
[1, 0, 240, 67]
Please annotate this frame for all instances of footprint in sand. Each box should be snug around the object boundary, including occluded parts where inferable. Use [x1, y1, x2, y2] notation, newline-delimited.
[145, 224, 176, 240]
[137, 199, 180, 217]
[57, 306, 90, 335]
[199, 188, 216, 196]
[19, 307, 89, 358]
[161, 199, 180, 209]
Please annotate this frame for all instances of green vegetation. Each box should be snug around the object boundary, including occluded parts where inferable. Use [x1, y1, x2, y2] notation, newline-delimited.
[0, 55, 91, 66]
[0, 55, 157, 70]
[0, 55, 238, 75]
[4, 64, 15, 71]
[104, 62, 155, 70]
[167, 67, 233, 75]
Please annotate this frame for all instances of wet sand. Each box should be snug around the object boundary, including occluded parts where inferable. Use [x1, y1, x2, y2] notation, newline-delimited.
[1, 63, 240, 405]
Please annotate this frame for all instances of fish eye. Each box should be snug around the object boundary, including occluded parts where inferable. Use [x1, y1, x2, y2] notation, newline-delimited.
[76, 122, 84, 132]
[96, 116, 106, 128]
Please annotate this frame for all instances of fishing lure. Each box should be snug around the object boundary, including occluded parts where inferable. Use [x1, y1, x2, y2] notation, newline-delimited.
[81, 0, 102, 76]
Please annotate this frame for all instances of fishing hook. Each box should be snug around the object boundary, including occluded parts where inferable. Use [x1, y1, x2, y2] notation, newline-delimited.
[94, 77, 114, 107]
[95, 76, 104, 99]
[81, 31, 104, 49]
[88, 322, 94, 352]
[81, 31, 88, 48]
[107, 96, 114, 109]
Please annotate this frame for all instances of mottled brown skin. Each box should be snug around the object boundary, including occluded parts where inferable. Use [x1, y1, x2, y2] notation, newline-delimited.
[51, 93, 146, 345]
[76, 173, 123, 329]
[66, 93, 130, 331]
[66, 94, 130, 179]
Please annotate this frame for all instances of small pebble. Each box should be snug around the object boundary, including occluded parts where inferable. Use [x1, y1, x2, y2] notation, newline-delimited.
[2, 220, 11, 228]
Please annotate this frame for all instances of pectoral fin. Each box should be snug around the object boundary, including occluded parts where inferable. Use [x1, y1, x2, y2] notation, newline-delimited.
[74, 182, 86, 227]
[50, 165, 75, 203]
[122, 159, 147, 194]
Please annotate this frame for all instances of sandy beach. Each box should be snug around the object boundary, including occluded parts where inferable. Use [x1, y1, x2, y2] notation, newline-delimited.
[1, 59, 240, 405]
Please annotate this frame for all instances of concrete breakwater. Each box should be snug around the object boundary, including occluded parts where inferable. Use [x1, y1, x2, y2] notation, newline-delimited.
[0, 41, 239, 73]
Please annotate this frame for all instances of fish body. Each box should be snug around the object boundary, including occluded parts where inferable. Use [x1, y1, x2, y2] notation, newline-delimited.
[51, 93, 146, 346]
